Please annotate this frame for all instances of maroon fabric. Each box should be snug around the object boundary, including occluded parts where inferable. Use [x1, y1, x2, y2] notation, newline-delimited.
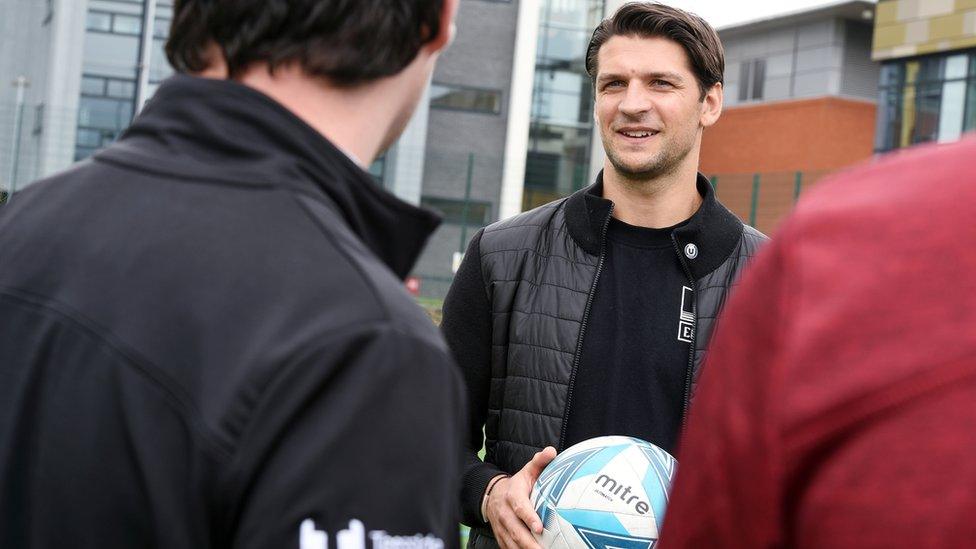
[660, 137, 976, 548]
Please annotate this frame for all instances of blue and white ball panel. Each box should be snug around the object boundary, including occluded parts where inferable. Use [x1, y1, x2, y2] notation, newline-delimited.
[530, 436, 677, 549]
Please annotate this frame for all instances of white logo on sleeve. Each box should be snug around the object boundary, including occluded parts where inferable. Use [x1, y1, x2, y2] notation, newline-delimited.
[300, 519, 444, 549]
[301, 519, 328, 549]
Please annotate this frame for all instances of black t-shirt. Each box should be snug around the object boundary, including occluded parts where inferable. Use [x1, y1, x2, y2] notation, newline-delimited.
[562, 216, 693, 454]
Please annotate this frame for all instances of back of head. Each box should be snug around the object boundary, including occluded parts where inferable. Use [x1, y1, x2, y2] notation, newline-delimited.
[585, 2, 724, 100]
[166, 0, 445, 86]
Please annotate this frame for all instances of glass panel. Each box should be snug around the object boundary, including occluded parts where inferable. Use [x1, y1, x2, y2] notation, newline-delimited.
[544, 0, 594, 29]
[537, 26, 588, 64]
[430, 85, 501, 114]
[106, 79, 135, 99]
[81, 75, 105, 95]
[150, 38, 175, 82]
[946, 54, 969, 80]
[420, 197, 491, 225]
[76, 128, 102, 147]
[78, 96, 134, 130]
[113, 14, 143, 35]
[525, 123, 592, 194]
[938, 80, 966, 142]
[368, 156, 385, 183]
[86, 11, 112, 32]
[874, 86, 902, 152]
[532, 90, 584, 126]
[153, 18, 170, 39]
[912, 83, 941, 144]
[966, 79, 976, 132]
[879, 62, 904, 88]
[917, 56, 945, 83]
[738, 62, 751, 101]
[751, 59, 766, 100]
[538, 69, 586, 95]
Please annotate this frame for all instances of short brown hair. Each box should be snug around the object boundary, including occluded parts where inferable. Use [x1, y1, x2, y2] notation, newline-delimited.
[166, 0, 444, 86]
[585, 2, 724, 100]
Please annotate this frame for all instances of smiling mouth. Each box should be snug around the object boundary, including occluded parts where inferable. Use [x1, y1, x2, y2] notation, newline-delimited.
[617, 130, 659, 138]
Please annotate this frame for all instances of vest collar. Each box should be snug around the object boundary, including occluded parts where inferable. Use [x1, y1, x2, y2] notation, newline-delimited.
[563, 171, 744, 280]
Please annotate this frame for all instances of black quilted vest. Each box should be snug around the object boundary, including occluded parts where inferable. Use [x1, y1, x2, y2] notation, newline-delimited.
[477, 173, 766, 476]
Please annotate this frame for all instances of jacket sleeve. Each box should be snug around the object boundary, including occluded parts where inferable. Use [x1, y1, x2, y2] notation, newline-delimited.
[659, 233, 789, 548]
[223, 323, 466, 549]
[440, 229, 506, 527]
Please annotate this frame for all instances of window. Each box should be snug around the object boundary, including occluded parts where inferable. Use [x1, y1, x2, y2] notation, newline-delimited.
[81, 76, 106, 95]
[113, 14, 142, 35]
[106, 80, 135, 99]
[86, 11, 112, 32]
[421, 197, 492, 226]
[738, 59, 766, 102]
[76, 74, 137, 161]
[875, 51, 976, 152]
[154, 18, 171, 39]
[87, 10, 144, 36]
[430, 84, 502, 114]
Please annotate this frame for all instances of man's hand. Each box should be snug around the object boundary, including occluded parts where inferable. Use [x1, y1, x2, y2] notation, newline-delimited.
[485, 447, 557, 549]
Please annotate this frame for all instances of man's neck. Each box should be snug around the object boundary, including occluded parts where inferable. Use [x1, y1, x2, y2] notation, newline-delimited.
[235, 64, 400, 167]
[602, 162, 703, 229]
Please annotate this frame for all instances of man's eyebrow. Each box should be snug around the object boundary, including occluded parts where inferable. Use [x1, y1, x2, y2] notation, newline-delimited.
[597, 71, 686, 83]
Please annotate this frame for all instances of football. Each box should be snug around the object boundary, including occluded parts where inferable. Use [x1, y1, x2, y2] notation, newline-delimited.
[530, 436, 677, 549]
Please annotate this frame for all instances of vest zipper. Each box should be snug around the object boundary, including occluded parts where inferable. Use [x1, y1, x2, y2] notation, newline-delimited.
[557, 204, 614, 451]
[671, 235, 698, 437]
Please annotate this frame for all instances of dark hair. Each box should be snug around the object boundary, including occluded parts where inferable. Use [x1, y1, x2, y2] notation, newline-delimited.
[585, 2, 724, 100]
[166, 0, 444, 86]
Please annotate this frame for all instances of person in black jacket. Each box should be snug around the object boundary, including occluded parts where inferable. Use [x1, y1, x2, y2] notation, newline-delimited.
[441, 4, 766, 549]
[0, 1, 464, 548]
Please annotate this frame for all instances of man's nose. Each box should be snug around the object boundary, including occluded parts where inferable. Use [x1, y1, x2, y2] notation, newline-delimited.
[618, 82, 653, 117]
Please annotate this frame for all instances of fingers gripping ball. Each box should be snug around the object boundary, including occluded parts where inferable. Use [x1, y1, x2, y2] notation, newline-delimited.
[529, 436, 677, 549]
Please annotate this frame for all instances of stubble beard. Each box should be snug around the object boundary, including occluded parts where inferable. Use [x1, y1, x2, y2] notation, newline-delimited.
[602, 128, 694, 184]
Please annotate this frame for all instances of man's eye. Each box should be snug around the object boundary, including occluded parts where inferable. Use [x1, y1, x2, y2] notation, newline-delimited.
[604, 81, 624, 89]
[652, 80, 673, 88]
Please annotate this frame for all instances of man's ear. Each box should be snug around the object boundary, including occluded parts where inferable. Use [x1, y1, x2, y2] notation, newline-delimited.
[700, 82, 723, 128]
[426, 0, 460, 54]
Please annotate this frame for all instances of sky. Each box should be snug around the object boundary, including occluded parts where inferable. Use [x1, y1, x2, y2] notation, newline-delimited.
[606, 0, 878, 29]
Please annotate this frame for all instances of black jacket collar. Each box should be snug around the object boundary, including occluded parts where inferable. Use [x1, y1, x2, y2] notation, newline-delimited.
[564, 171, 744, 280]
[95, 74, 440, 279]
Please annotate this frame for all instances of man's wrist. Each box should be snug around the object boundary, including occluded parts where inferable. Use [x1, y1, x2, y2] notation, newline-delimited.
[481, 474, 510, 523]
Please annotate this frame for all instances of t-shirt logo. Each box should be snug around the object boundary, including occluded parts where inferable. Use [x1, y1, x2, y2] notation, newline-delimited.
[677, 286, 694, 343]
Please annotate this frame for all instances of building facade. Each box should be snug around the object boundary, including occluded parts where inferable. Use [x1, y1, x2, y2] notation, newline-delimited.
[1, 0, 616, 298]
[873, 0, 976, 152]
[697, 1, 880, 234]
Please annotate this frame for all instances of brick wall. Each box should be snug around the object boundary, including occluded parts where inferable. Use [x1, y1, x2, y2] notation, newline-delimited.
[699, 96, 877, 174]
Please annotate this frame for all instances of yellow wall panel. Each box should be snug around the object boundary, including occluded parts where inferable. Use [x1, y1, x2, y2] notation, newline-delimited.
[929, 13, 965, 39]
[876, 1, 899, 24]
[874, 24, 907, 50]
[873, 0, 976, 59]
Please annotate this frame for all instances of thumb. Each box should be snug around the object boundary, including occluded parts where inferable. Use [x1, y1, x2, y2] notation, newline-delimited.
[523, 446, 557, 482]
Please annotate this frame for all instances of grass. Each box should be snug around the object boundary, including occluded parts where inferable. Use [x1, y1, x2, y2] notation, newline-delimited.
[417, 297, 444, 325]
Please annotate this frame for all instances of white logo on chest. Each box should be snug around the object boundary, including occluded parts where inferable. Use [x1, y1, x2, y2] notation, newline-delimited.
[677, 286, 695, 343]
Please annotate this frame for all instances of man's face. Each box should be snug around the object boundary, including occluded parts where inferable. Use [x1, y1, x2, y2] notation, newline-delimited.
[594, 35, 716, 180]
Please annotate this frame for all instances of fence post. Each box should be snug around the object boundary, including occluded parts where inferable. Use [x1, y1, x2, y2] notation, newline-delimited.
[458, 153, 475, 254]
[749, 173, 760, 227]
[793, 171, 803, 202]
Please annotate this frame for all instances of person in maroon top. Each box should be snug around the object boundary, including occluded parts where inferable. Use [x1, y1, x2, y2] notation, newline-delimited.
[660, 137, 976, 548]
